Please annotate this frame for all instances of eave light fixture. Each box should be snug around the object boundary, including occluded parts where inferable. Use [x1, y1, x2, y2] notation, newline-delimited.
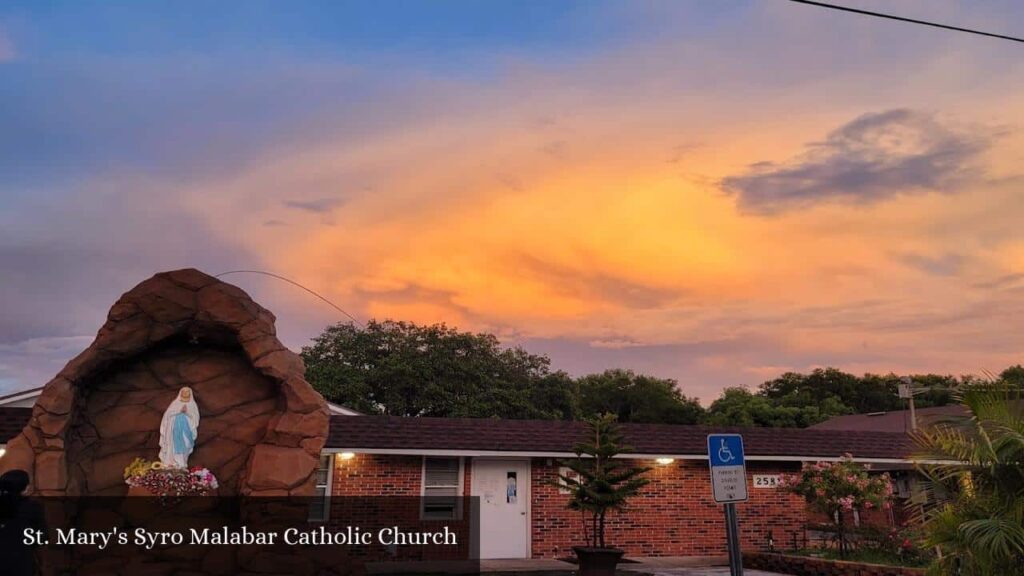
[655, 457, 674, 465]
[337, 452, 356, 461]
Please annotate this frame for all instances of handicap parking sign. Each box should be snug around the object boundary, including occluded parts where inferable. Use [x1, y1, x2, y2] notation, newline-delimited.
[707, 434, 748, 503]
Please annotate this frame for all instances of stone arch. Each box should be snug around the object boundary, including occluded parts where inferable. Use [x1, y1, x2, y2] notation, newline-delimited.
[0, 268, 328, 496]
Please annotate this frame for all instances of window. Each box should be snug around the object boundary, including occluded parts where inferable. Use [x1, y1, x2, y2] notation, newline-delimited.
[309, 454, 332, 522]
[422, 457, 462, 520]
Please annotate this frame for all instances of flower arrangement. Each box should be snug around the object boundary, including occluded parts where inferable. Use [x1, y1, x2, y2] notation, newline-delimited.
[123, 457, 159, 480]
[124, 458, 219, 502]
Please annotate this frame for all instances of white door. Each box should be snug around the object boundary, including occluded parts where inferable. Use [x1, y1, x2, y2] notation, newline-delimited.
[472, 459, 530, 559]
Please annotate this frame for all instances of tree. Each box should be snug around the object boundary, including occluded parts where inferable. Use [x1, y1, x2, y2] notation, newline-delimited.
[576, 369, 704, 424]
[301, 320, 573, 418]
[704, 387, 773, 426]
[915, 382, 1024, 575]
[780, 455, 893, 558]
[703, 387, 848, 428]
[559, 414, 650, 548]
[758, 368, 964, 414]
[302, 320, 710, 423]
[998, 365, 1024, 387]
[528, 371, 580, 421]
[700, 368, 964, 428]
[760, 368, 894, 414]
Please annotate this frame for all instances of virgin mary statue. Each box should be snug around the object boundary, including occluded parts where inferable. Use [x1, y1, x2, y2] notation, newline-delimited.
[158, 387, 200, 469]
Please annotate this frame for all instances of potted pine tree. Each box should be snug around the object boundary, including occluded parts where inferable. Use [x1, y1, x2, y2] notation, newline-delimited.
[559, 414, 650, 576]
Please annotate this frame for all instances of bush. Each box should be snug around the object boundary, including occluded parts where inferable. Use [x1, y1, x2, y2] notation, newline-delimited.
[780, 454, 893, 557]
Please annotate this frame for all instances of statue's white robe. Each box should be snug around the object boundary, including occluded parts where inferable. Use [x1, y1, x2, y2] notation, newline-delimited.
[158, 391, 200, 469]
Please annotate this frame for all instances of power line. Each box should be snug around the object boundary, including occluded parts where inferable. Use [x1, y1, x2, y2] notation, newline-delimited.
[214, 270, 363, 326]
[787, 0, 1024, 44]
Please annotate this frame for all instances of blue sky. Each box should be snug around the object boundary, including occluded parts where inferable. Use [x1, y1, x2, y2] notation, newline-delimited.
[2, 1, 1024, 400]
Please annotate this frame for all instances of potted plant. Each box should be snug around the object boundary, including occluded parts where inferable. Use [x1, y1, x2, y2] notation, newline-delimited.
[559, 414, 650, 576]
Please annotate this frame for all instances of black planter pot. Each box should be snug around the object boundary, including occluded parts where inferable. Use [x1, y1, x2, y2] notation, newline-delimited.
[572, 546, 624, 576]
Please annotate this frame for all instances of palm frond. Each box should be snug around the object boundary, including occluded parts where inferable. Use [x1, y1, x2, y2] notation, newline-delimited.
[914, 381, 1024, 574]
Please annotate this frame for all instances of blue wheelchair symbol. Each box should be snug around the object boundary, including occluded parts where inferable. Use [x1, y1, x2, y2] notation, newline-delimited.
[717, 439, 735, 463]
[708, 434, 745, 467]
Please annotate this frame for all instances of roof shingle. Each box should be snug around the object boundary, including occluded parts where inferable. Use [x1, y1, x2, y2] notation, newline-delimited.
[327, 415, 916, 460]
[0, 408, 915, 460]
[0, 407, 31, 443]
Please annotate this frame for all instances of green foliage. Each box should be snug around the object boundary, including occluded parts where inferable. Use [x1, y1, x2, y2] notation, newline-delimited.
[700, 368, 966, 428]
[756, 368, 959, 424]
[1000, 364, 1024, 387]
[302, 321, 704, 423]
[703, 387, 848, 427]
[576, 369, 704, 424]
[302, 320, 990, 428]
[301, 320, 575, 419]
[790, 544, 929, 568]
[855, 525, 932, 567]
[558, 414, 650, 548]
[915, 382, 1024, 575]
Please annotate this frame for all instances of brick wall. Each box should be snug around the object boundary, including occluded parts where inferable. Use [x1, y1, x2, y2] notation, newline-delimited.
[531, 458, 807, 559]
[326, 453, 472, 562]
[331, 453, 424, 496]
[328, 454, 809, 559]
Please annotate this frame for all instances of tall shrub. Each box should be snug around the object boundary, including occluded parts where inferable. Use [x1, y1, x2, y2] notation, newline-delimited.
[780, 454, 893, 557]
[559, 414, 650, 548]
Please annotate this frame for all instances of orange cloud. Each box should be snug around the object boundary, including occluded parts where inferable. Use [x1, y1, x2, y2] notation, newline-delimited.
[161, 16, 1024, 397]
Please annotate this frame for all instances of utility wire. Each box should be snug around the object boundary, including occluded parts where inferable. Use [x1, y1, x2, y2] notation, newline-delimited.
[214, 270, 363, 326]
[787, 0, 1024, 44]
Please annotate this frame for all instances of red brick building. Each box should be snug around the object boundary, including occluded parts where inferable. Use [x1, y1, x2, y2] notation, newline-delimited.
[0, 406, 916, 561]
[321, 416, 915, 559]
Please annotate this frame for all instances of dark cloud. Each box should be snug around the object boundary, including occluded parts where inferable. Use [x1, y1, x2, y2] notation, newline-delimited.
[973, 273, 1024, 290]
[493, 173, 524, 192]
[283, 197, 346, 214]
[0, 187, 254, 393]
[894, 252, 964, 277]
[0, 336, 93, 393]
[666, 142, 702, 164]
[721, 109, 1002, 214]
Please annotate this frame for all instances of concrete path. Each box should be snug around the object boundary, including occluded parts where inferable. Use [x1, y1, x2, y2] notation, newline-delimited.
[366, 558, 577, 574]
[480, 558, 578, 572]
[621, 557, 790, 576]
[367, 557, 793, 575]
[626, 568, 790, 576]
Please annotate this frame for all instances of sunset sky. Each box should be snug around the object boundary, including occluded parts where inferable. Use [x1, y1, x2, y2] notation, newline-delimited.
[2, 1, 1024, 402]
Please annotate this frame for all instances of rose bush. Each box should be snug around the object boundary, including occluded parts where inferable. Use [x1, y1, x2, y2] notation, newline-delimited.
[780, 454, 893, 556]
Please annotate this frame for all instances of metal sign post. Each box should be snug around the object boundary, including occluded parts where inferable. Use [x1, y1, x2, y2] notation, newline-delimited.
[708, 434, 747, 576]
